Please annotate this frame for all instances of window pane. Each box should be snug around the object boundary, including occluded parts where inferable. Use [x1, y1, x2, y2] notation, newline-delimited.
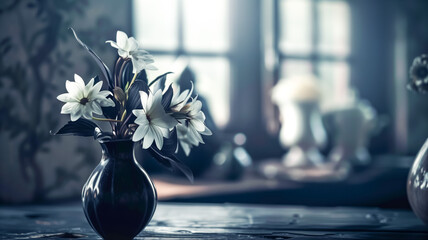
[279, 0, 312, 54]
[183, 0, 229, 52]
[317, 0, 350, 56]
[317, 61, 350, 108]
[145, 55, 176, 81]
[189, 57, 230, 128]
[133, 0, 178, 50]
[280, 60, 313, 78]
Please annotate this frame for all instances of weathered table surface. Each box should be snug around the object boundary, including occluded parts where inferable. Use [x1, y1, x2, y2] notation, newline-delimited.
[1, 202, 428, 239]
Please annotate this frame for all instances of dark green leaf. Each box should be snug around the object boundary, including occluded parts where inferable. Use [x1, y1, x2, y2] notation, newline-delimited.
[120, 60, 133, 89]
[137, 69, 148, 82]
[101, 95, 119, 119]
[125, 79, 149, 113]
[162, 128, 178, 155]
[148, 146, 194, 183]
[148, 72, 173, 88]
[51, 119, 99, 137]
[69, 28, 113, 89]
[162, 84, 173, 110]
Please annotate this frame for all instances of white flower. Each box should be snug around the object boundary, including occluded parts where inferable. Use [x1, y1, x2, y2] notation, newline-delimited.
[106, 31, 157, 74]
[57, 74, 115, 121]
[176, 118, 212, 156]
[172, 87, 212, 155]
[132, 90, 177, 149]
[170, 82, 194, 111]
[176, 124, 194, 156]
[184, 97, 211, 137]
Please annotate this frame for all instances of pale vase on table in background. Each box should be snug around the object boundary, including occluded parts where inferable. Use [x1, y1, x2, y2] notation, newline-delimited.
[272, 75, 327, 168]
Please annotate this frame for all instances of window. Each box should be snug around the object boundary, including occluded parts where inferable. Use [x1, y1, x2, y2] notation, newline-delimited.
[277, 0, 351, 108]
[132, 0, 230, 128]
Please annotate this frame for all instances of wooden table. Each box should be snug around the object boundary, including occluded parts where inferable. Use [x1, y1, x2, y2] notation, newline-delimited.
[1, 203, 428, 239]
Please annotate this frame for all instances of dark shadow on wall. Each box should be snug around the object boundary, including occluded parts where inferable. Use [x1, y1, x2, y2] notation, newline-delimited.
[0, 0, 131, 203]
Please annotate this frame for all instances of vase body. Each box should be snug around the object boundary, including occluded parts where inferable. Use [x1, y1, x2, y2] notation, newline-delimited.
[82, 139, 157, 240]
[407, 138, 428, 225]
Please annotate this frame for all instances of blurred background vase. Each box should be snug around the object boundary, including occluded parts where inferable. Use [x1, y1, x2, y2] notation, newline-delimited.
[327, 100, 378, 167]
[272, 75, 327, 168]
[407, 138, 428, 225]
[82, 139, 157, 240]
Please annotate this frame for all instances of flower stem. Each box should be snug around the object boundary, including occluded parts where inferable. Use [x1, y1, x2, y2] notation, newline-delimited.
[120, 109, 127, 122]
[92, 117, 122, 122]
[125, 73, 138, 93]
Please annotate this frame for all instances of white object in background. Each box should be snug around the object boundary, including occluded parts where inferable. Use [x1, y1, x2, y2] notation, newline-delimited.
[272, 75, 327, 168]
[327, 100, 377, 166]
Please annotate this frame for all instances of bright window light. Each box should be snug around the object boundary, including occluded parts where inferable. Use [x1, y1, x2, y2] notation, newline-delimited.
[189, 57, 230, 128]
[317, 0, 350, 56]
[183, 0, 229, 53]
[279, 0, 313, 54]
[133, 0, 178, 50]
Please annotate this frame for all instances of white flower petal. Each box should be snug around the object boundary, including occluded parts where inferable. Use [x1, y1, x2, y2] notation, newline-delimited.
[190, 119, 206, 132]
[74, 74, 85, 89]
[127, 37, 139, 52]
[183, 82, 194, 105]
[131, 57, 145, 74]
[57, 93, 77, 102]
[134, 113, 149, 125]
[188, 125, 204, 144]
[139, 91, 149, 110]
[132, 124, 149, 142]
[65, 80, 82, 98]
[96, 90, 113, 98]
[88, 81, 103, 99]
[97, 98, 115, 107]
[180, 141, 192, 156]
[151, 114, 177, 129]
[142, 127, 155, 149]
[194, 111, 206, 122]
[85, 78, 94, 96]
[90, 101, 103, 115]
[133, 109, 146, 118]
[70, 107, 82, 121]
[145, 64, 158, 71]
[190, 100, 203, 115]
[152, 127, 164, 150]
[118, 49, 129, 58]
[160, 127, 170, 138]
[105, 40, 119, 49]
[202, 127, 212, 136]
[82, 105, 93, 119]
[116, 31, 128, 49]
[61, 102, 78, 114]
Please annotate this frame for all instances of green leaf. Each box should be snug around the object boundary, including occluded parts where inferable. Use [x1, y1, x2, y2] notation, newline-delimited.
[69, 28, 113, 89]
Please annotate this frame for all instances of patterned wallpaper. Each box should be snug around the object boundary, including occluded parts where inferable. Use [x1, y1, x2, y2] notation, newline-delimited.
[0, 0, 131, 203]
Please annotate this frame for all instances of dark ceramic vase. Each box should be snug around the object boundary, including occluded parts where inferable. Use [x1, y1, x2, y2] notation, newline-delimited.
[82, 139, 157, 240]
[407, 138, 428, 225]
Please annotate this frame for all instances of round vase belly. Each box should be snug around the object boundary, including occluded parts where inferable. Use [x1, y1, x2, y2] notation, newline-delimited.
[82, 139, 157, 240]
[407, 138, 428, 225]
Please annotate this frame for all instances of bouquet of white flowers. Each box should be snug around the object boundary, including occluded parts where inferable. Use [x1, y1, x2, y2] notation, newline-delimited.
[52, 28, 212, 181]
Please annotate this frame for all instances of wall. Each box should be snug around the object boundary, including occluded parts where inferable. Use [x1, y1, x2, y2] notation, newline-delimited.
[0, 0, 131, 203]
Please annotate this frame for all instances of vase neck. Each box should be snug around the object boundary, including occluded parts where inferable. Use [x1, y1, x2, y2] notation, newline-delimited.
[101, 140, 135, 162]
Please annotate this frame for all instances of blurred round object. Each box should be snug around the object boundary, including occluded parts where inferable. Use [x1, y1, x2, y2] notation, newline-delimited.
[204, 134, 252, 181]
